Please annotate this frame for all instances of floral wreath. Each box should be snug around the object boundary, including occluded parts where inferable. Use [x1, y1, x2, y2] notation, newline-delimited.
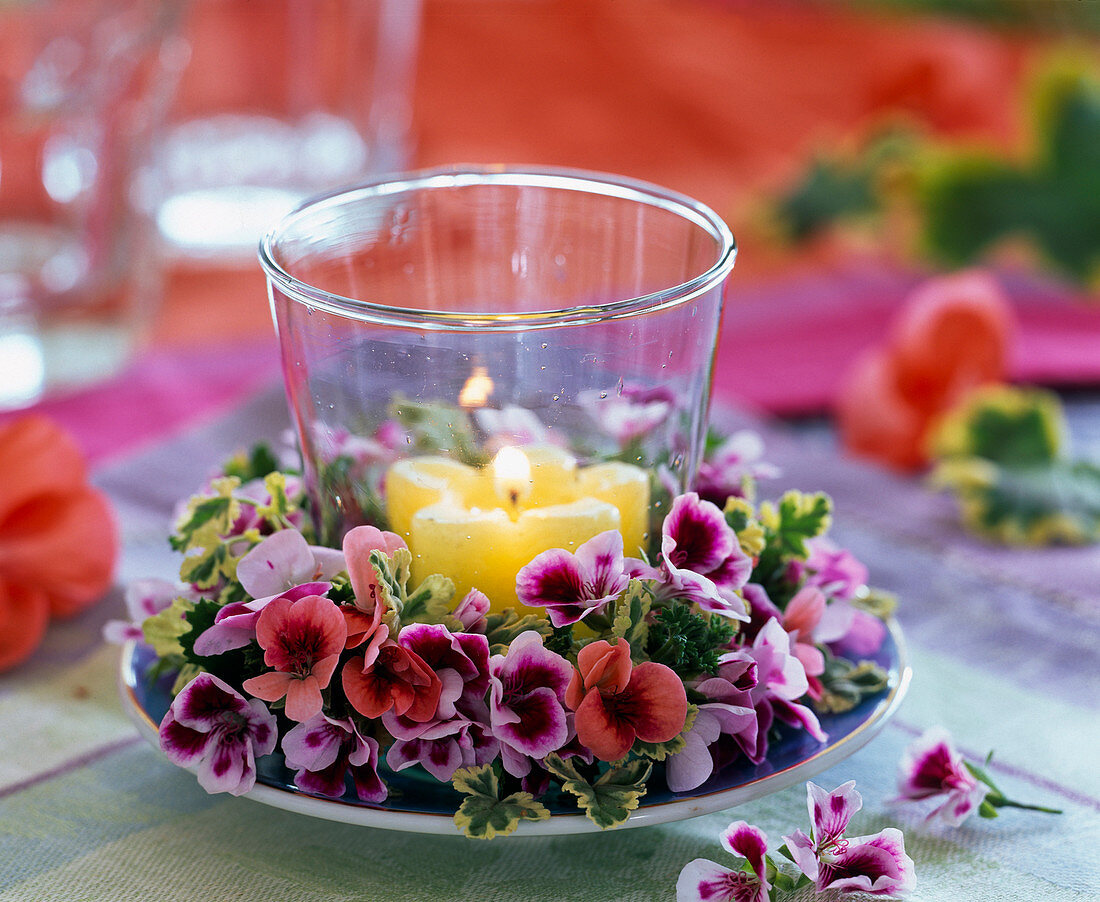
[114, 409, 896, 840]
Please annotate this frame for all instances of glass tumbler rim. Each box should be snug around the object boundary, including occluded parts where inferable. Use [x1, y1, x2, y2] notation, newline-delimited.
[257, 164, 736, 331]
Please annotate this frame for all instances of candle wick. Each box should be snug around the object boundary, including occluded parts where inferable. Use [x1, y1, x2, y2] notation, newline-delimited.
[509, 489, 519, 509]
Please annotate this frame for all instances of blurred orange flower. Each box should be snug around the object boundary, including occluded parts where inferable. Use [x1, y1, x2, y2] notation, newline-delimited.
[836, 271, 1015, 471]
[0, 416, 117, 670]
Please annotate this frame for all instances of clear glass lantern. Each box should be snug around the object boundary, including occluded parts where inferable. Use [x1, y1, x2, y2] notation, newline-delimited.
[260, 166, 736, 612]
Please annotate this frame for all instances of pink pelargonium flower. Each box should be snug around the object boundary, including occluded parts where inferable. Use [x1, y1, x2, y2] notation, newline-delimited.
[677, 820, 771, 902]
[896, 727, 988, 826]
[784, 781, 916, 897]
[192, 582, 328, 657]
[385, 712, 499, 783]
[579, 383, 675, 445]
[281, 713, 386, 803]
[236, 528, 346, 602]
[658, 493, 751, 621]
[487, 630, 573, 775]
[159, 672, 277, 796]
[516, 530, 629, 627]
[241, 594, 348, 722]
[565, 639, 688, 762]
[719, 618, 827, 763]
[453, 588, 490, 633]
[103, 578, 190, 645]
[693, 430, 780, 508]
[342, 525, 407, 654]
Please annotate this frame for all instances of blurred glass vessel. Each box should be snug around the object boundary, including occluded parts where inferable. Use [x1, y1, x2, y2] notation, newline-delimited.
[0, 0, 184, 409]
[152, 0, 422, 264]
[261, 166, 736, 607]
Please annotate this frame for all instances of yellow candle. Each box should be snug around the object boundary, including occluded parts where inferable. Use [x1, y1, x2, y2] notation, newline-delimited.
[383, 446, 650, 613]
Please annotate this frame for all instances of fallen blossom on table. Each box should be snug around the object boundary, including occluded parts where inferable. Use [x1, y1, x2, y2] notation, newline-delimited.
[0, 415, 117, 671]
[835, 270, 1013, 472]
[784, 781, 916, 896]
[896, 726, 1061, 822]
[677, 820, 771, 902]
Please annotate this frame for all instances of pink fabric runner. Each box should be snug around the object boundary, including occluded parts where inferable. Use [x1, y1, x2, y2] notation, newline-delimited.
[0, 339, 281, 467]
[714, 262, 1100, 415]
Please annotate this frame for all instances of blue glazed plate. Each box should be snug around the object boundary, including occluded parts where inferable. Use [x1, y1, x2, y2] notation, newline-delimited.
[119, 619, 909, 836]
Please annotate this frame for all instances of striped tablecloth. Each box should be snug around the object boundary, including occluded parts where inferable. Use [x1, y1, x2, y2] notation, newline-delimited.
[2, 385, 1098, 901]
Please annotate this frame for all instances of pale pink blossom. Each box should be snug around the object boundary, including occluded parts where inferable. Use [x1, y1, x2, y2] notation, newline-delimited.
[579, 383, 675, 445]
[159, 673, 277, 796]
[693, 430, 780, 508]
[281, 713, 387, 802]
[103, 578, 190, 645]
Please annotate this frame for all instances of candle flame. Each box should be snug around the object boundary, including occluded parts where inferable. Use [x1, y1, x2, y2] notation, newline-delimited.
[459, 366, 494, 409]
[492, 445, 532, 511]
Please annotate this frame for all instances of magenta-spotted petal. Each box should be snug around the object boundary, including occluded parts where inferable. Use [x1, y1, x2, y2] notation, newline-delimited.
[676, 859, 768, 902]
[488, 631, 572, 759]
[896, 726, 987, 825]
[721, 821, 770, 888]
[807, 780, 862, 844]
[516, 531, 628, 627]
[662, 492, 735, 574]
[159, 673, 277, 796]
[818, 828, 916, 896]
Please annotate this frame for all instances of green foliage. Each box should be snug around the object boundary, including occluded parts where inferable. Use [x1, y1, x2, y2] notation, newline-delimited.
[176, 597, 266, 687]
[169, 477, 241, 554]
[932, 386, 1100, 545]
[168, 470, 310, 604]
[544, 755, 652, 830]
[142, 596, 195, 658]
[646, 602, 737, 679]
[920, 61, 1100, 284]
[609, 580, 652, 657]
[388, 398, 488, 467]
[451, 765, 550, 839]
[366, 547, 458, 632]
[753, 491, 832, 595]
[815, 654, 890, 714]
[221, 443, 282, 483]
[775, 155, 879, 243]
[483, 609, 552, 656]
[544, 624, 576, 659]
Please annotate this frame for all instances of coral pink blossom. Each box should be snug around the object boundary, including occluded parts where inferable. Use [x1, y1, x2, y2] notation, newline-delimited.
[837, 270, 1013, 471]
[341, 637, 441, 723]
[241, 594, 347, 722]
[341, 525, 406, 653]
[566, 639, 688, 762]
[0, 415, 117, 670]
